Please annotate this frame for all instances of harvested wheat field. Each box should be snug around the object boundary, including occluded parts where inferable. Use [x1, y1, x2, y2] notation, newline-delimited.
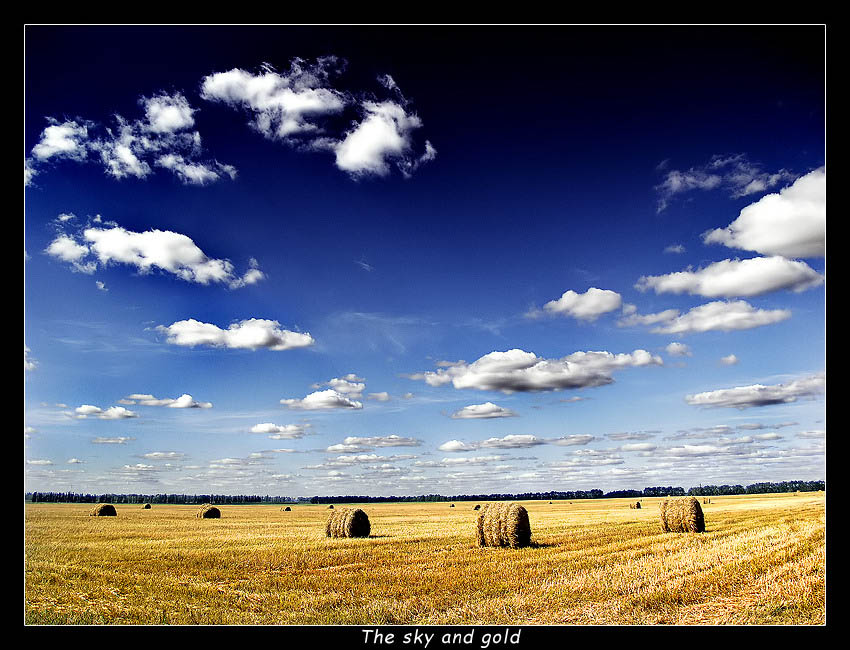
[24, 492, 825, 625]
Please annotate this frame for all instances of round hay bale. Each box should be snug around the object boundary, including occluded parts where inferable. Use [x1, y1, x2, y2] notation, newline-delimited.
[473, 504, 481, 510]
[634, 501, 641, 510]
[283, 506, 292, 511]
[325, 507, 371, 538]
[659, 496, 705, 533]
[450, 503, 455, 507]
[476, 502, 532, 548]
[142, 503, 151, 509]
[327, 504, 334, 510]
[196, 504, 221, 519]
[90, 503, 116, 516]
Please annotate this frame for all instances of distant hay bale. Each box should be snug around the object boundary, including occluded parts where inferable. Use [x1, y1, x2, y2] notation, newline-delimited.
[327, 505, 334, 510]
[196, 504, 220, 519]
[283, 506, 292, 511]
[325, 507, 371, 538]
[635, 501, 641, 509]
[90, 503, 116, 517]
[142, 503, 151, 509]
[473, 504, 481, 510]
[450, 503, 455, 507]
[476, 502, 532, 548]
[659, 497, 705, 533]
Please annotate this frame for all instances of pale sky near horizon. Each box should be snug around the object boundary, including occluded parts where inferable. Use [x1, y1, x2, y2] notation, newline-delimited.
[24, 25, 826, 497]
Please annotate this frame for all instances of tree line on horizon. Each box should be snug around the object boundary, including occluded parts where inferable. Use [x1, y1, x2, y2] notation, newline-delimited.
[24, 480, 825, 505]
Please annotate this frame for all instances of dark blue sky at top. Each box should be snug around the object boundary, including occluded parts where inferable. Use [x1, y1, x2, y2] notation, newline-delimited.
[26, 25, 825, 316]
[24, 25, 826, 495]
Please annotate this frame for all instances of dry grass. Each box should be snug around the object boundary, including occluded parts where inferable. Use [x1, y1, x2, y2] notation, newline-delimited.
[24, 492, 825, 625]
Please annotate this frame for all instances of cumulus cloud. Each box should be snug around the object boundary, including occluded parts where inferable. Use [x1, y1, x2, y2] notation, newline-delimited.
[201, 58, 435, 179]
[249, 423, 310, 439]
[646, 300, 791, 335]
[141, 451, 184, 460]
[157, 318, 314, 351]
[74, 404, 139, 419]
[334, 100, 433, 178]
[340, 435, 422, 449]
[280, 389, 362, 410]
[45, 221, 264, 289]
[720, 354, 739, 365]
[635, 256, 823, 298]
[685, 373, 825, 409]
[124, 393, 212, 408]
[25, 346, 37, 372]
[666, 342, 692, 357]
[439, 433, 593, 452]
[316, 374, 365, 398]
[450, 402, 518, 419]
[702, 167, 825, 258]
[30, 119, 90, 162]
[534, 287, 623, 321]
[26, 93, 236, 186]
[408, 348, 663, 394]
[655, 153, 798, 212]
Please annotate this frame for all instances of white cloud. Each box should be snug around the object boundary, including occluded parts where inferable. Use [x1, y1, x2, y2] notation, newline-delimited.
[319, 374, 366, 398]
[141, 451, 184, 460]
[367, 392, 391, 402]
[142, 92, 196, 133]
[92, 436, 134, 444]
[703, 167, 825, 258]
[200, 59, 347, 140]
[280, 389, 362, 410]
[124, 393, 212, 409]
[25, 346, 37, 372]
[647, 300, 791, 335]
[46, 222, 264, 289]
[26, 94, 236, 186]
[27, 459, 53, 466]
[450, 402, 518, 419]
[201, 59, 435, 179]
[249, 423, 309, 439]
[157, 318, 314, 351]
[341, 435, 421, 448]
[620, 443, 657, 452]
[30, 120, 89, 161]
[655, 153, 798, 212]
[635, 256, 823, 298]
[74, 404, 139, 419]
[720, 354, 739, 365]
[685, 373, 825, 409]
[439, 433, 593, 452]
[666, 342, 691, 357]
[334, 101, 426, 178]
[155, 154, 237, 185]
[408, 348, 662, 394]
[550, 434, 596, 446]
[44, 234, 96, 274]
[538, 287, 623, 321]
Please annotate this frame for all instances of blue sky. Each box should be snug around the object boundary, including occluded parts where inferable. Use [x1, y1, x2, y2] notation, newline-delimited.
[24, 26, 826, 497]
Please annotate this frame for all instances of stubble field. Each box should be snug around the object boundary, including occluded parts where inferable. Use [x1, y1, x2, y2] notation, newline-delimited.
[24, 492, 826, 625]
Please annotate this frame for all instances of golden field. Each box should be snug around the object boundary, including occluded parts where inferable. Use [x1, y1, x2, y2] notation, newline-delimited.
[24, 492, 825, 625]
